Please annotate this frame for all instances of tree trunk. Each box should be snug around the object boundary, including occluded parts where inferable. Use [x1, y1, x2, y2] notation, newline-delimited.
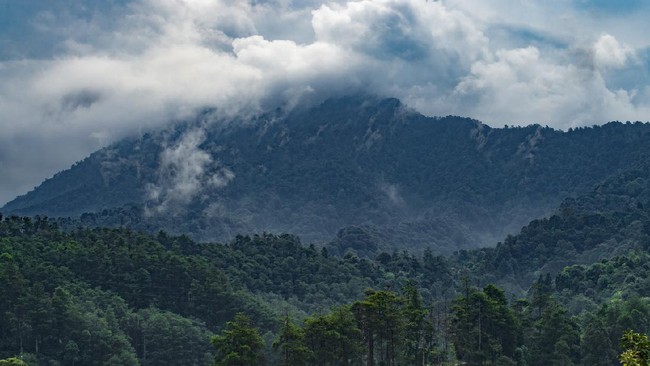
[367, 335, 374, 366]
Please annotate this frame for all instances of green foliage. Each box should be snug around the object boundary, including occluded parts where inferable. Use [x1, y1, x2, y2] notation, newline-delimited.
[451, 282, 519, 365]
[272, 316, 310, 366]
[556, 253, 650, 308]
[210, 233, 385, 313]
[353, 290, 405, 366]
[302, 306, 363, 365]
[580, 315, 617, 366]
[401, 281, 435, 365]
[125, 308, 214, 366]
[527, 301, 580, 366]
[212, 313, 265, 366]
[620, 330, 650, 366]
[0, 358, 28, 366]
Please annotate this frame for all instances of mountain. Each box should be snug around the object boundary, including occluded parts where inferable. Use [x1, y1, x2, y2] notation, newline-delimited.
[4, 95, 650, 254]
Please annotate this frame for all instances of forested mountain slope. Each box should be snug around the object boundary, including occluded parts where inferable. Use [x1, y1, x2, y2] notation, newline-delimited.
[456, 163, 650, 294]
[5, 96, 650, 254]
[4, 161, 650, 365]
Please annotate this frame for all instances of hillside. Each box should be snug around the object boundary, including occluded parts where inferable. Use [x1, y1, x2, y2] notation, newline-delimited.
[3, 162, 650, 364]
[454, 162, 650, 295]
[5, 96, 650, 254]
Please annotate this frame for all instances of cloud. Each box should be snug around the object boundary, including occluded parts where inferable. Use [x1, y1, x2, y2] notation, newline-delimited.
[450, 44, 645, 127]
[1, 0, 650, 205]
[145, 128, 234, 214]
[592, 34, 634, 70]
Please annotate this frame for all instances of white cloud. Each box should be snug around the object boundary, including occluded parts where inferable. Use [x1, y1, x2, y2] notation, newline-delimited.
[593, 33, 634, 70]
[145, 128, 234, 214]
[451, 45, 643, 126]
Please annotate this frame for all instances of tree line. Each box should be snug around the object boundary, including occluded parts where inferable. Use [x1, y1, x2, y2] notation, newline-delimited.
[3, 213, 650, 365]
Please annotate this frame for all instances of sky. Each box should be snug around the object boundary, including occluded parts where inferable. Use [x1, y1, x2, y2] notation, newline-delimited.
[1, 0, 650, 206]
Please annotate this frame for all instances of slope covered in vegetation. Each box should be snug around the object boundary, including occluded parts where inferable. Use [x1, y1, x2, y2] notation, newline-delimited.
[3, 162, 650, 364]
[5, 96, 650, 255]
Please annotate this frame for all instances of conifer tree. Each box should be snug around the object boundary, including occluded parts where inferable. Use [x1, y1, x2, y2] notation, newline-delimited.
[212, 313, 264, 366]
[273, 316, 310, 366]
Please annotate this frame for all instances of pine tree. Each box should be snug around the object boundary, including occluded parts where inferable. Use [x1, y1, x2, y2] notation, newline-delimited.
[273, 316, 310, 366]
[402, 281, 432, 365]
[212, 313, 264, 366]
[352, 290, 404, 366]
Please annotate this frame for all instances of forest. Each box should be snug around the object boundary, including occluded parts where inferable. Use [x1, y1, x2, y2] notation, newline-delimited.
[2, 170, 650, 366]
[3, 99, 650, 364]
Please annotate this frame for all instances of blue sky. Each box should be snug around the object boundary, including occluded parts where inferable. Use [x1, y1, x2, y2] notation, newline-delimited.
[1, 0, 650, 205]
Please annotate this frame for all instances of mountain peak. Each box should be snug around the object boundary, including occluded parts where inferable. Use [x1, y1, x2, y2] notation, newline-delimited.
[5, 97, 650, 254]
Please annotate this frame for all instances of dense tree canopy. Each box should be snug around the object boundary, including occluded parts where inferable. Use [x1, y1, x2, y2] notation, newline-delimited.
[3, 159, 650, 364]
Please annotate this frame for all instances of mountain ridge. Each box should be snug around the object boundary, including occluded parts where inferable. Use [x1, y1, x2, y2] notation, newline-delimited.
[4, 95, 650, 254]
